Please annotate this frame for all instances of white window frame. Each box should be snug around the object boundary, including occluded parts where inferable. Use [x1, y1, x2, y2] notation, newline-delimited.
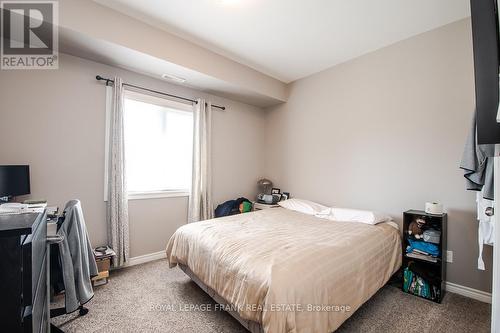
[104, 86, 194, 201]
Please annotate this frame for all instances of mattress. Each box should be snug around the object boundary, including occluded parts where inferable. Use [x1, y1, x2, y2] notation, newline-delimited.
[166, 207, 401, 333]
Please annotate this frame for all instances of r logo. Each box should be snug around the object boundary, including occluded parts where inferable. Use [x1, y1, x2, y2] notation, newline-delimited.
[1, 1, 58, 69]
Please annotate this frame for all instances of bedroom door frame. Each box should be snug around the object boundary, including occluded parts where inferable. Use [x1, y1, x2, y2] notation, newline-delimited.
[492, 154, 500, 332]
[494, 1, 500, 330]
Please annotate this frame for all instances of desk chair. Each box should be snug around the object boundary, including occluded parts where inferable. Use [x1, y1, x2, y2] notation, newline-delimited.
[48, 200, 97, 332]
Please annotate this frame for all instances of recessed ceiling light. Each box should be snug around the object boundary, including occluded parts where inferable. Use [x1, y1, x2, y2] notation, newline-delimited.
[216, 0, 241, 6]
[161, 73, 186, 83]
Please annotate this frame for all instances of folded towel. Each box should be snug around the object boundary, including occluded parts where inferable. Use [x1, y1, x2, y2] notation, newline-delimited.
[406, 239, 440, 257]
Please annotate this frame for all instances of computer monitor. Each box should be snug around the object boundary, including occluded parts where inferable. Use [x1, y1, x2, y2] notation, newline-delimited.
[0, 165, 31, 199]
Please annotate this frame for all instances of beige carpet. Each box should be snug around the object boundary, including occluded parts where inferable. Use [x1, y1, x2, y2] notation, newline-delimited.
[53, 259, 491, 333]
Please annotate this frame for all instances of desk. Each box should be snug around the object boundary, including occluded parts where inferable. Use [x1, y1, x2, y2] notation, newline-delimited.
[0, 211, 48, 333]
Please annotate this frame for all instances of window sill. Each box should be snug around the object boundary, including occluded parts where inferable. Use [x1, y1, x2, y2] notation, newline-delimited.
[127, 191, 190, 201]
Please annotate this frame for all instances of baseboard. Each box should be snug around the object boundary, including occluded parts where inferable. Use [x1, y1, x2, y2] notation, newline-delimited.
[445, 281, 492, 304]
[125, 250, 166, 267]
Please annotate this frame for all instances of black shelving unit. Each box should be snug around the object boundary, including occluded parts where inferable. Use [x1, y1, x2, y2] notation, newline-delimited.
[402, 210, 447, 303]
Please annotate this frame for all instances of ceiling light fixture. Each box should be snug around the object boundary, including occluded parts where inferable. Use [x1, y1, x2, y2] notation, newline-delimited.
[161, 73, 186, 83]
[216, 0, 241, 6]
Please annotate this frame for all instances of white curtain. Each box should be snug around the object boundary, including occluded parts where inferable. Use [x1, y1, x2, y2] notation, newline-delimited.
[107, 77, 130, 266]
[189, 99, 213, 222]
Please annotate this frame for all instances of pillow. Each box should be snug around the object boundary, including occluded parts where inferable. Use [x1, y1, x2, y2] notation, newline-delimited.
[278, 198, 330, 215]
[326, 207, 391, 225]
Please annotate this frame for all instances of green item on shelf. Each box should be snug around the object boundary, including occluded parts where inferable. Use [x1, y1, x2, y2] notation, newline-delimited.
[403, 267, 412, 292]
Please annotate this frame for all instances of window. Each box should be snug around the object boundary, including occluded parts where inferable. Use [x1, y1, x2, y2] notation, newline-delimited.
[123, 90, 193, 198]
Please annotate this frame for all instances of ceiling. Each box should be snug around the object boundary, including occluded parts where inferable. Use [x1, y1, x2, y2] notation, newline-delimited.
[58, 28, 282, 107]
[93, 0, 470, 83]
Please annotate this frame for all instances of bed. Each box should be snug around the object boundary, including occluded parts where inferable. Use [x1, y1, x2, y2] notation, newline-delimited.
[166, 206, 401, 333]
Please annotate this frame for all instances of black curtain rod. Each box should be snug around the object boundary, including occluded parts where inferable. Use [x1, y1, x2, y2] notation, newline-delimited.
[95, 75, 226, 110]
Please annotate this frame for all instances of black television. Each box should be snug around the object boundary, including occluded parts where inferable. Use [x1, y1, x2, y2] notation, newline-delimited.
[470, 0, 500, 144]
[0, 165, 31, 199]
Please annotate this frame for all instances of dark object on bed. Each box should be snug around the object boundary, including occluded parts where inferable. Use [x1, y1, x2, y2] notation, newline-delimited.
[214, 197, 252, 217]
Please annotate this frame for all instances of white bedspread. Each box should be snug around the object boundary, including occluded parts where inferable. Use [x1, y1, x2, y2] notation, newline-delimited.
[166, 207, 401, 333]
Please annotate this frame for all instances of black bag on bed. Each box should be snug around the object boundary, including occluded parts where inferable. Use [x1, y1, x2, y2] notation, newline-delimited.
[215, 197, 251, 217]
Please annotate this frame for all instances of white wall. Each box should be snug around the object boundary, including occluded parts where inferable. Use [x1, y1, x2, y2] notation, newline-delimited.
[264, 19, 492, 292]
[0, 53, 266, 257]
[0, 18, 491, 294]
